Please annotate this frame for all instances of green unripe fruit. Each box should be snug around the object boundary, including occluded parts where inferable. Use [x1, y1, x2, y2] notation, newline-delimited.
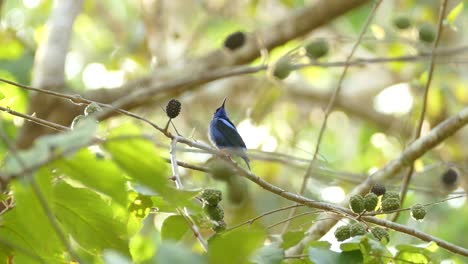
[349, 195, 365, 214]
[201, 189, 222, 206]
[350, 223, 367, 236]
[393, 15, 411, 30]
[371, 183, 386, 196]
[205, 204, 224, 221]
[382, 191, 400, 202]
[213, 220, 227, 232]
[371, 227, 389, 243]
[305, 40, 329, 59]
[364, 193, 378, 211]
[272, 57, 292, 80]
[334, 225, 351, 242]
[381, 198, 400, 212]
[418, 23, 436, 43]
[411, 203, 427, 220]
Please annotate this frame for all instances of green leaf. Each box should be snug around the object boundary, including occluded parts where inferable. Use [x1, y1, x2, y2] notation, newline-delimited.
[153, 242, 206, 264]
[161, 215, 190, 241]
[103, 126, 170, 195]
[308, 243, 363, 264]
[53, 149, 127, 206]
[53, 181, 129, 255]
[0, 90, 4, 101]
[0, 171, 65, 263]
[251, 243, 284, 264]
[3, 118, 97, 176]
[394, 243, 440, 264]
[447, 2, 463, 28]
[103, 250, 133, 264]
[281, 231, 305, 249]
[208, 227, 266, 264]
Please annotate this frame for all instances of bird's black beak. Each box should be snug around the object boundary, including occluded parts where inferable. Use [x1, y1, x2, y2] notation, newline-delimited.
[221, 97, 227, 108]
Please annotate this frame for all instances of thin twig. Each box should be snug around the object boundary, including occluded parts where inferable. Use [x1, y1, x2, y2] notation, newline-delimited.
[282, 0, 383, 234]
[396, 0, 449, 222]
[169, 136, 208, 252]
[267, 210, 323, 230]
[0, 106, 69, 132]
[225, 204, 305, 232]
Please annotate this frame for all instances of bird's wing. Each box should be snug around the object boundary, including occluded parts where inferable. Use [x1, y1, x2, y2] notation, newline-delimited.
[214, 118, 247, 148]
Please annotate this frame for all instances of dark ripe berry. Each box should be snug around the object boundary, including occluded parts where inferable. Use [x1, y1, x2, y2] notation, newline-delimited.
[442, 168, 458, 187]
[371, 227, 389, 243]
[364, 193, 378, 212]
[393, 15, 411, 30]
[411, 203, 426, 220]
[213, 220, 227, 232]
[205, 204, 224, 221]
[224, 31, 246, 51]
[349, 195, 365, 214]
[334, 225, 351, 242]
[166, 99, 181, 119]
[371, 183, 386, 196]
[305, 40, 329, 59]
[381, 198, 400, 212]
[201, 189, 222, 206]
[350, 223, 367, 237]
[418, 23, 436, 43]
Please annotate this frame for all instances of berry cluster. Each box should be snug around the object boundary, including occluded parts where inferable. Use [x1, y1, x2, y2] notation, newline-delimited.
[201, 189, 226, 232]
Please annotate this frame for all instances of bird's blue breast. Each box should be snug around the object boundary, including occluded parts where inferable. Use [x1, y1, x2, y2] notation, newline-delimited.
[210, 117, 246, 149]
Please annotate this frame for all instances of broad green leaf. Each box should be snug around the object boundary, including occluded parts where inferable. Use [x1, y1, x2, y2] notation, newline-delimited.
[153, 242, 206, 264]
[394, 243, 440, 264]
[0, 90, 4, 101]
[129, 193, 153, 218]
[208, 227, 266, 264]
[0, 171, 65, 263]
[281, 231, 305, 249]
[53, 181, 129, 255]
[103, 127, 170, 195]
[53, 149, 127, 206]
[130, 215, 159, 263]
[251, 243, 284, 264]
[308, 246, 363, 264]
[4, 118, 97, 176]
[447, 2, 463, 28]
[161, 215, 190, 241]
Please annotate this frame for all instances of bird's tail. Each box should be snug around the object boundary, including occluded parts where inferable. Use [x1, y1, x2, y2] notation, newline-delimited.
[242, 156, 251, 171]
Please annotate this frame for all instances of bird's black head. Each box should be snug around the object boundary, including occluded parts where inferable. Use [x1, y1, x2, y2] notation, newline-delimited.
[214, 98, 228, 118]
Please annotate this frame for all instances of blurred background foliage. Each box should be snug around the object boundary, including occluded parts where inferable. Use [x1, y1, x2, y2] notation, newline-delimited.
[0, 0, 468, 263]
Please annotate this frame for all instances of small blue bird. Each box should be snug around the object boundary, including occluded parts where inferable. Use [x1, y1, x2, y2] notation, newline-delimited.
[210, 98, 250, 170]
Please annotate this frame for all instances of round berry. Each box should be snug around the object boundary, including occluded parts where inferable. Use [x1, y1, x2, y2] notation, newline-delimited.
[271, 57, 292, 80]
[364, 193, 378, 212]
[441, 168, 458, 187]
[411, 203, 427, 220]
[224, 31, 246, 50]
[393, 15, 411, 30]
[334, 225, 351, 242]
[349, 195, 365, 214]
[371, 227, 389, 243]
[382, 191, 400, 202]
[371, 183, 386, 196]
[419, 23, 436, 43]
[205, 204, 224, 221]
[201, 189, 222, 206]
[381, 198, 400, 212]
[350, 223, 367, 236]
[305, 40, 329, 59]
[166, 99, 181, 119]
